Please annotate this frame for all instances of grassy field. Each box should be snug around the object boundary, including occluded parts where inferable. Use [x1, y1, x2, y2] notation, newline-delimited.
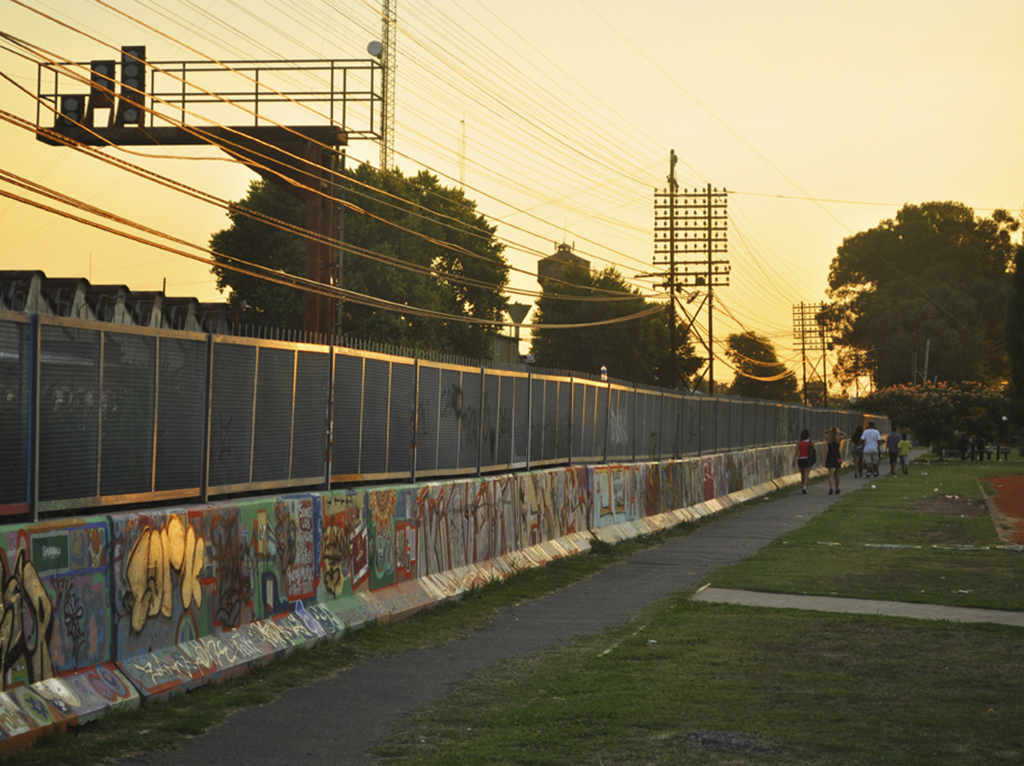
[370, 456, 1024, 766]
[9, 456, 1023, 765]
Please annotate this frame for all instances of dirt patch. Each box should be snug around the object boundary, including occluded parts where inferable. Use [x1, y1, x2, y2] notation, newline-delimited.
[905, 495, 986, 517]
[984, 475, 1024, 544]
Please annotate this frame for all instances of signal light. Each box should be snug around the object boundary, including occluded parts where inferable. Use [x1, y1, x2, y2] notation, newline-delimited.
[57, 95, 85, 128]
[118, 45, 146, 125]
[87, 59, 116, 127]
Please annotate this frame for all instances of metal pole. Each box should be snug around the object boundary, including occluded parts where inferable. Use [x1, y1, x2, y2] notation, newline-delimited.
[27, 314, 40, 522]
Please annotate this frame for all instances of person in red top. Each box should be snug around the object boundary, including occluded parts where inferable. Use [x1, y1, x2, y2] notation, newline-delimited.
[793, 428, 813, 494]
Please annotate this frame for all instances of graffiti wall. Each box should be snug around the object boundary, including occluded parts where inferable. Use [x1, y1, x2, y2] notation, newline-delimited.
[0, 518, 111, 690]
[0, 441, 811, 750]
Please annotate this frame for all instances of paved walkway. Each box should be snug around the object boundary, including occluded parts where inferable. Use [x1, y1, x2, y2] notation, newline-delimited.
[117, 468, 1020, 766]
[693, 587, 1024, 627]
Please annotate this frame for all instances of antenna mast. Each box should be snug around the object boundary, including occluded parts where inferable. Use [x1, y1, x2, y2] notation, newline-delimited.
[380, 0, 397, 171]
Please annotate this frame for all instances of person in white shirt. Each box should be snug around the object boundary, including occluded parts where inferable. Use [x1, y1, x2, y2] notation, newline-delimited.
[861, 421, 882, 477]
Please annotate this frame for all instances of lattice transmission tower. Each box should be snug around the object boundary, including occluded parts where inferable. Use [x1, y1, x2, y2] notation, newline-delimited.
[651, 151, 729, 392]
[380, 0, 397, 171]
[792, 302, 832, 406]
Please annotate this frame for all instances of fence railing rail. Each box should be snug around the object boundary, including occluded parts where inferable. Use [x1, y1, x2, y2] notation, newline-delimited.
[0, 311, 884, 519]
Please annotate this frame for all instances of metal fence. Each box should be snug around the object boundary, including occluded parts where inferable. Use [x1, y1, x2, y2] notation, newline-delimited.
[0, 311, 883, 518]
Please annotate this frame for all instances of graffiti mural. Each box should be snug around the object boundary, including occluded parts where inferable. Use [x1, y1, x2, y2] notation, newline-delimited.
[367, 489, 397, 590]
[0, 520, 110, 691]
[0, 548, 54, 690]
[123, 514, 205, 634]
[320, 490, 367, 596]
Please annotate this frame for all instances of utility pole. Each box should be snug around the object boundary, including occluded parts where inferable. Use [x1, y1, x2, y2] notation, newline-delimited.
[652, 175, 729, 394]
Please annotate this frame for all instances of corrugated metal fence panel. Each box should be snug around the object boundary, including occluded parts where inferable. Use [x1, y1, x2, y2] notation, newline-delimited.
[38, 323, 100, 502]
[700, 397, 717, 454]
[480, 372, 500, 468]
[531, 377, 550, 463]
[0, 318, 29, 506]
[292, 350, 329, 480]
[416, 364, 440, 473]
[437, 368, 463, 471]
[513, 375, 529, 465]
[594, 385, 609, 461]
[496, 374, 515, 467]
[571, 381, 585, 461]
[642, 391, 655, 458]
[607, 386, 633, 461]
[252, 347, 295, 483]
[208, 342, 256, 488]
[459, 370, 482, 471]
[360, 357, 391, 475]
[100, 331, 156, 497]
[659, 394, 682, 459]
[556, 380, 572, 461]
[682, 397, 701, 456]
[387, 361, 415, 474]
[154, 336, 206, 493]
[333, 353, 364, 476]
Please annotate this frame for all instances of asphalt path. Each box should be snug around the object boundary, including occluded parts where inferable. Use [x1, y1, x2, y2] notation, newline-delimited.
[119, 482, 843, 766]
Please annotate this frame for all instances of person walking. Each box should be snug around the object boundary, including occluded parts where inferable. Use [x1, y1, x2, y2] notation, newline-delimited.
[793, 428, 813, 494]
[861, 421, 882, 477]
[849, 424, 865, 477]
[823, 425, 847, 495]
[886, 425, 902, 475]
[898, 433, 911, 474]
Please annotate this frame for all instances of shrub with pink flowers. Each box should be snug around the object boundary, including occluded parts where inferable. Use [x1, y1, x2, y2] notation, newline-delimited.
[860, 381, 1012, 450]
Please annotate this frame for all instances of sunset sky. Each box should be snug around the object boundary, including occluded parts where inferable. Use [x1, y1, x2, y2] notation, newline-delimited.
[1, 0, 1022, 381]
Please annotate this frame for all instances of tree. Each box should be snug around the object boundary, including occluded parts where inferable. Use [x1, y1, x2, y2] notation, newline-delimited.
[1007, 241, 1024, 407]
[827, 202, 1019, 389]
[529, 264, 701, 387]
[860, 381, 1011, 452]
[210, 165, 510, 358]
[724, 332, 799, 401]
[209, 179, 306, 330]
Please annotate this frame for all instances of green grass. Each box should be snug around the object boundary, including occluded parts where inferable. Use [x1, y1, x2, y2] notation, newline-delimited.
[368, 456, 1024, 766]
[710, 458, 1024, 610]
[9, 457, 1023, 765]
[374, 603, 1022, 766]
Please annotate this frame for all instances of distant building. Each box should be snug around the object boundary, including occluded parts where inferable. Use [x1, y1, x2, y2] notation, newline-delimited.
[537, 243, 589, 285]
[0, 270, 224, 332]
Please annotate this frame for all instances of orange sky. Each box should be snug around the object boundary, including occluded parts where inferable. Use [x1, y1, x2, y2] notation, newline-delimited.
[2, 0, 1022, 383]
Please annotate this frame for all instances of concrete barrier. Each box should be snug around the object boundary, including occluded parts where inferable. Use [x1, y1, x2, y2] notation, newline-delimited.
[0, 442, 826, 751]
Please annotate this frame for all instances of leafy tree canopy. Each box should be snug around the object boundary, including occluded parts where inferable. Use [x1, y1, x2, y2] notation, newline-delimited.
[529, 264, 701, 387]
[1007, 241, 1024, 409]
[827, 202, 1019, 389]
[724, 332, 799, 402]
[859, 381, 1012, 449]
[210, 165, 510, 358]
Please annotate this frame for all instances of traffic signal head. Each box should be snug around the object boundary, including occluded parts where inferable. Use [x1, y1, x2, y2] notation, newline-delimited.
[57, 94, 86, 127]
[118, 46, 146, 125]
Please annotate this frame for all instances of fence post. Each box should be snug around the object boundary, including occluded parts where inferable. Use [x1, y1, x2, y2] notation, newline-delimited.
[411, 358, 419, 483]
[526, 372, 533, 471]
[568, 376, 575, 466]
[324, 342, 335, 491]
[200, 333, 213, 503]
[603, 381, 611, 463]
[477, 366, 485, 477]
[27, 314, 40, 522]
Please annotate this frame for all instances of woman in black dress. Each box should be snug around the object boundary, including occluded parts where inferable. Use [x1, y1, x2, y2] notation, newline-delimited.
[823, 426, 847, 495]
